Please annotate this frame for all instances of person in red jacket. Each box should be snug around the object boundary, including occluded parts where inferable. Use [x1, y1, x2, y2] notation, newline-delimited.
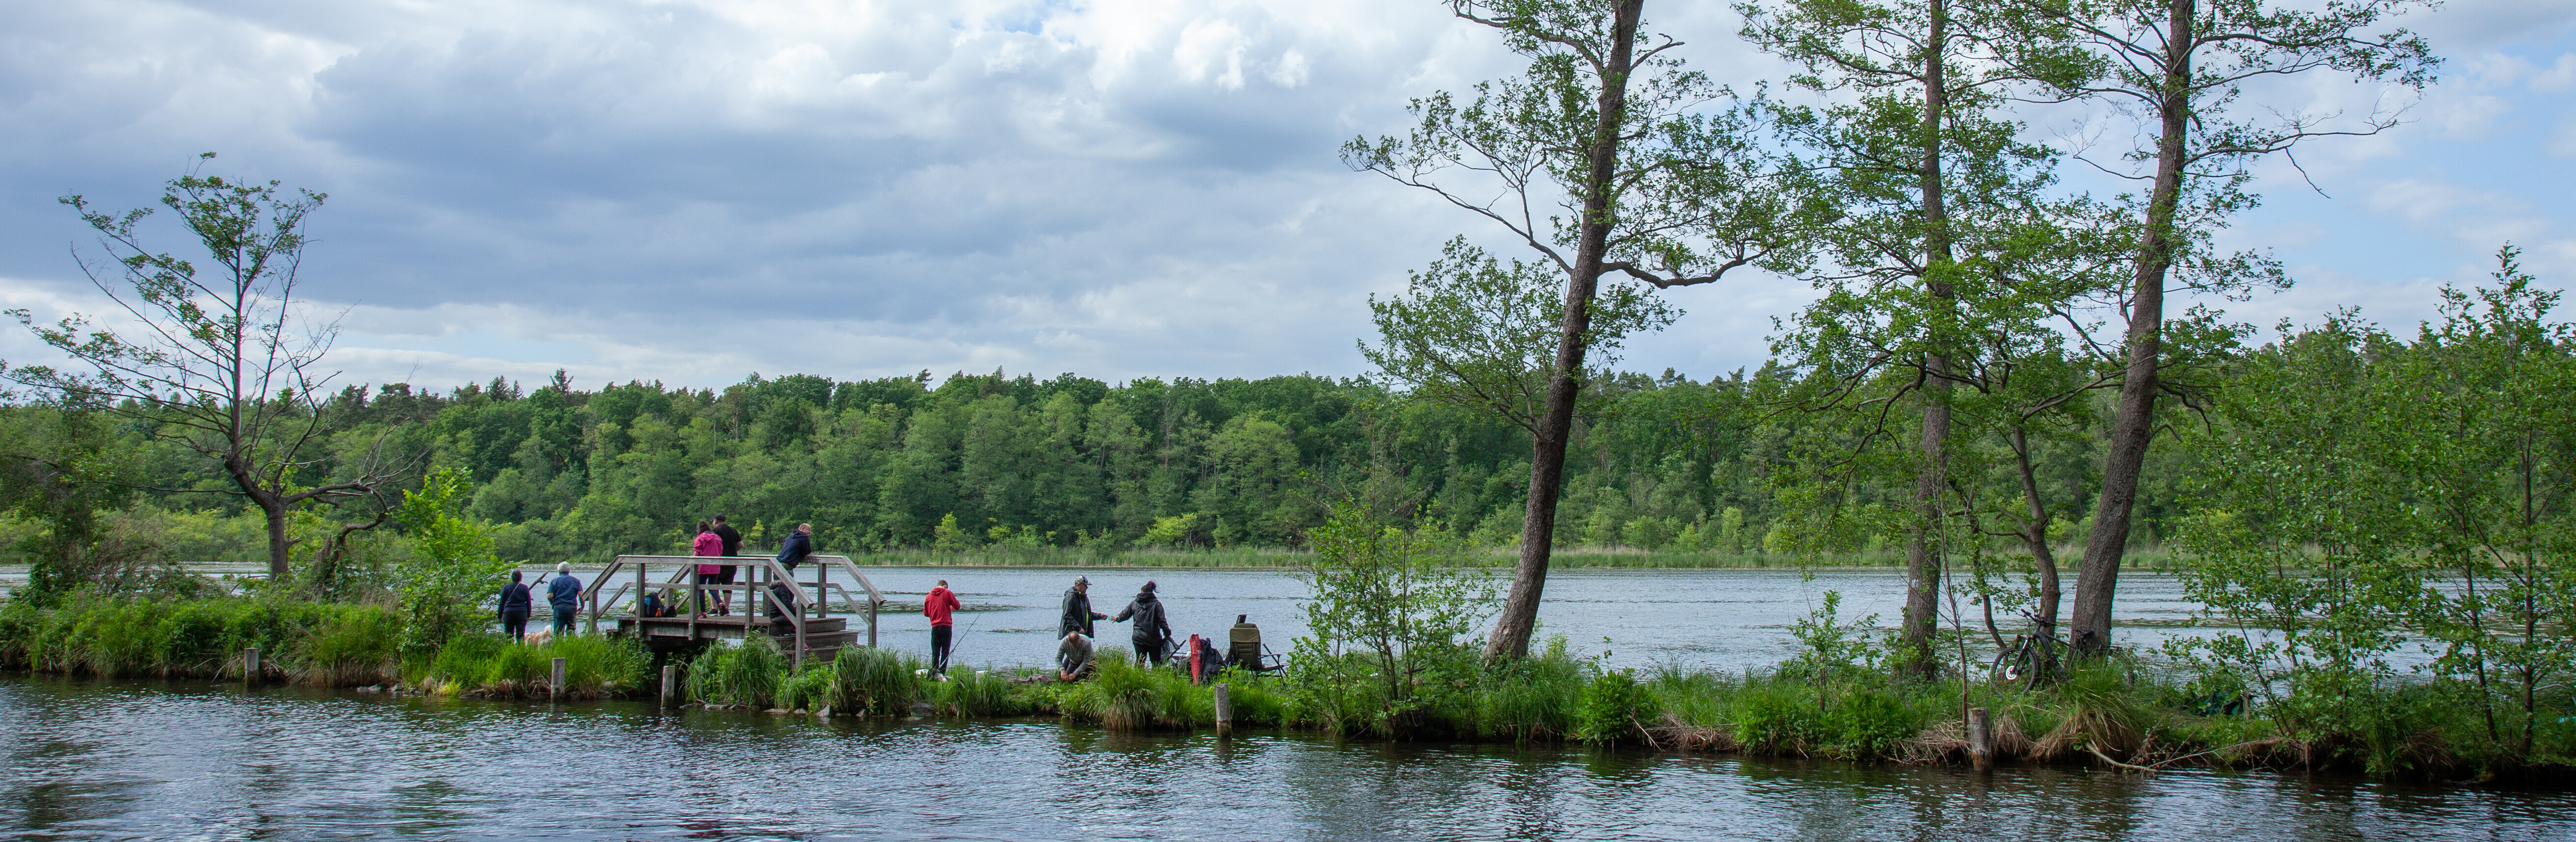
[924, 579, 962, 676]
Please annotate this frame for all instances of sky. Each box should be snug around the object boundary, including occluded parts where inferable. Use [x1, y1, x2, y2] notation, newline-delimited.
[0, 0, 2570, 394]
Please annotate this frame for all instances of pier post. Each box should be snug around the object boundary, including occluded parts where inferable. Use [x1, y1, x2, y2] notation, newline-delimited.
[867, 601, 878, 648]
[1213, 683, 1233, 737]
[1967, 707, 1992, 771]
[551, 657, 567, 701]
[243, 647, 259, 684]
[662, 664, 677, 707]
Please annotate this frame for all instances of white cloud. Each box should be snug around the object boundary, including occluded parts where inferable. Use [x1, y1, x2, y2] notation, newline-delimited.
[0, 0, 2569, 394]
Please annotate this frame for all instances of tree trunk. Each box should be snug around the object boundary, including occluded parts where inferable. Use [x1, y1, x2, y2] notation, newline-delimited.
[260, 494, 294, 581]
[1899, 0, 1954, 679]
[2072, 0, 2193, 655]
[2011, 429, 2061, 630]
[1484, 0, 1643, 661]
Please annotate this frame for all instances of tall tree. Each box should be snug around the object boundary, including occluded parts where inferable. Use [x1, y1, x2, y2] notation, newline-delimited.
[6, 155, 412, 580]
[1348, 0, 1800, 660]
[2037, 0, 2439, 653]
[1745, 0, 2096, 673]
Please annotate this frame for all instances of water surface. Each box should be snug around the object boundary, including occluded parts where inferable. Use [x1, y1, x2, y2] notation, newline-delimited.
[0, 677, 2564, 841]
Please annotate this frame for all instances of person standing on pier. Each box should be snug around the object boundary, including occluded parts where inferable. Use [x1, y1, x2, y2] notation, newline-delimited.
[776, 523, 813, 571]
[546, 561, 583, 635]
[712, 514, 743, 556]
[924, 579, 962, 675]
[1111, 581, 1173, 666]
[714, 515, 744, 612]
[497, 571, 533, 642]
[1059, 576, 1105, 640]
[693, 520, 726, 616]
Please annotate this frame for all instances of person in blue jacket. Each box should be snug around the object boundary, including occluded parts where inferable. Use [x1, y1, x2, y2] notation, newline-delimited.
[545, 562, 583, 635]
[776, 523, 814, 571]
[497, 571, 534, 642]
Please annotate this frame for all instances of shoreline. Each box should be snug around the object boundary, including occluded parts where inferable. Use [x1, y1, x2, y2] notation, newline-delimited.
[5, 670, 2564, 789]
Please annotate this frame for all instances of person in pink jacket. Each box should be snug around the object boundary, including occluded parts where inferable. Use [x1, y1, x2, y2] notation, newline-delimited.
[692, 520, 726, 616]
[924, 579, 962, 676]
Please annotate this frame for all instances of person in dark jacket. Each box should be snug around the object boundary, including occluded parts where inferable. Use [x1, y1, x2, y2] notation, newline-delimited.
[710, 515, 743, 614]
[545, 562, 583, 635]
[712, 514, 743, 555]
[1059, 576, 1105, 640]
[1111, 581, 1174, 666]
[497, 571, 534, 642]
[775, 523, 814, 571]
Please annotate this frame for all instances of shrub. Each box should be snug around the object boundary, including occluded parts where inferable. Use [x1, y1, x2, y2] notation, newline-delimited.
[1733, 680, 1823, 753]
[1575, 669, 1658, 744]
[1826, 690, 1921, 759]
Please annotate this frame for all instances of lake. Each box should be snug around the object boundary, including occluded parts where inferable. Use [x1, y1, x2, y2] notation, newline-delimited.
[824, 566, 2207, 673]
[1, 676, 2567, 841]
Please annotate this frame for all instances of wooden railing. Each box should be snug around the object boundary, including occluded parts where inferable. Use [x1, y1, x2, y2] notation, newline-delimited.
[574, 553, 885, 668]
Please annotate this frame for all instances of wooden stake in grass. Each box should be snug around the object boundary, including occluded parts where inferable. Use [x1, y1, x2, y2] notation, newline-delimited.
[661, 664, 677, 707]
[551, 657, 567, 701]
[1967, 707, 1992, 771]
[243, 647, 259, 684]
[1213, 683, 1233, 737]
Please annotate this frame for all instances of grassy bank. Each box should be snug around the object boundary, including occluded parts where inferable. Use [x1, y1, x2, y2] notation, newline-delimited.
[0, 592, 651, 698]
[8, 592, 2559, 781]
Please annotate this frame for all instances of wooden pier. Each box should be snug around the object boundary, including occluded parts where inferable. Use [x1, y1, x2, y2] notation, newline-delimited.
[577, 553, 886, 667]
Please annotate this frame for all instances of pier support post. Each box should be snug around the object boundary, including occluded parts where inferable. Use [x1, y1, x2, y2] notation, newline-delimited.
[1213, 683, 1233, 737]
[662, 664, 678, 707]
[551, 657, 567, 701]
[1967, 707, 1992, 771]
[243, 647, 259, 684]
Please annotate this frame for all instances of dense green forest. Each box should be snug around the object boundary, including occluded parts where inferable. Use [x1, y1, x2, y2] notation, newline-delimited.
[0, 362, 2131, 567]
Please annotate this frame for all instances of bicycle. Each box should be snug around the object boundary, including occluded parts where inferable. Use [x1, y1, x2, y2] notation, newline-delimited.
[1990, 610, 2067, 691]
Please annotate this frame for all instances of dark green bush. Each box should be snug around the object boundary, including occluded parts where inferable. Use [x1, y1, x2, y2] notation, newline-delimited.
[1575, 669, 1658, 744]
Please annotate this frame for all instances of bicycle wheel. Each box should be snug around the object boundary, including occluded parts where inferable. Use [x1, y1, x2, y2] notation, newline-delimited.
[1990, 638, 2033, 687]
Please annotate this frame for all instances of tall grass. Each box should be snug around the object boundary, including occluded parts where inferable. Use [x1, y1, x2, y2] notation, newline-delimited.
[687, 635, 789, 708]
[417, 632, 651, 698]
[823, 645, 925, 714]
[0, 593, 404, 684]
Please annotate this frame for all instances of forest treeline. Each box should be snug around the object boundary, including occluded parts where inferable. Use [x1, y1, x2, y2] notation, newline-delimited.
[0, 362, 2140, 568]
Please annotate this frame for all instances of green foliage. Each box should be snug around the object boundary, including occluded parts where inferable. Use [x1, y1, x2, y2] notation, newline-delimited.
[0, 593, 402, 684]
[928, 668, 1027, 717]
[779, 666, 835, 711]
[1360, 237, 1679, 432]
[688, 636, 788, 709]
[393, 469, 514, 654]
[1781, 590, 1879, 681]
[1299, 499, 1498, 725]
[824, 644, 925, 714]
[411, 630, 647, 697]
[1826, 690, 1922, 758]
[1574, 669, 1658, 744]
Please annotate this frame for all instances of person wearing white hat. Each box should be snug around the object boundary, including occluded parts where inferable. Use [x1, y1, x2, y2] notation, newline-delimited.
[545, 561, 583, 635]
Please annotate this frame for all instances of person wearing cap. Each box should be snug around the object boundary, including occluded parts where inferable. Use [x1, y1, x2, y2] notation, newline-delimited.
[545, 561, 583, 635]
[1111, 581, 1174, 666]
[924, 579, 962, 675]
[1059, 576, 1106, 640]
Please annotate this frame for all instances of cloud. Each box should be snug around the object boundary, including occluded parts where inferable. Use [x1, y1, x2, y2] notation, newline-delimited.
[0, 0, 2568, 395]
